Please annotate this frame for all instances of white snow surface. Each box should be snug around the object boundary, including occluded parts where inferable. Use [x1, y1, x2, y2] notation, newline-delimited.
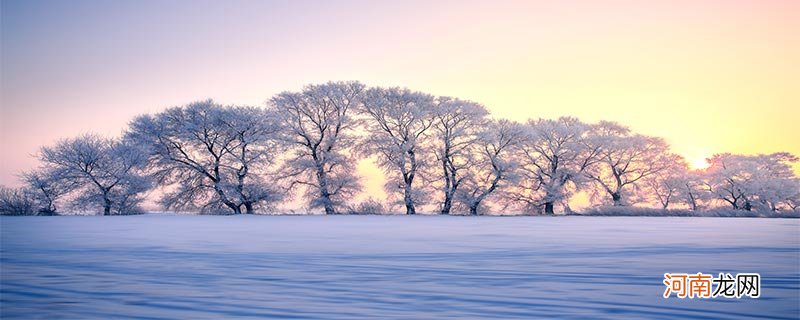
[1, 215, 798, 319]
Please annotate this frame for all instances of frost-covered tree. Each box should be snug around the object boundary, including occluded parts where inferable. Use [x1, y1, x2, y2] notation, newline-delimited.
[584, 122, 679, 206]
[703, 153, 758, 210]
[508, 117, 600, 214]
[675, 170, 709, 211]
[0, 187, 37, 215]
[359, 87, 435, 215]
[271, 81, 365, 214]
[21, 168, 74, 214]
[127, 100, 284, 214]
[429, 97, 489, 214]
[638, 157, 689, 209]
[457, 120, 525, 215]
[756, 176, 800, 211]
[785, 190, 800, 211]
[38, 134, 150, 215]
[753, 153, 800, 211]
[704, 152, 799, 211]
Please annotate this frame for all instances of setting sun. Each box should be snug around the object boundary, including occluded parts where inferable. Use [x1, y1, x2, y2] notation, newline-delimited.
[690, 157, 710, 170]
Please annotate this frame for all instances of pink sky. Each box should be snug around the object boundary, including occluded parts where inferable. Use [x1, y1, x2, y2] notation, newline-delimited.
[2, 0, 798, 192]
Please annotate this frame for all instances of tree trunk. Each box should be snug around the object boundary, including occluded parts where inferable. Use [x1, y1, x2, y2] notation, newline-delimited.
[214, 183, 241, 215]
[544, 202, 555, 214]
[103, 195, 112, 216]
[404, 183, 416, 215]
[440, 173, 459, 215]
[405, 149, 418, 215]
[469, 204, 479, 216]
[611, 192, 622, 206]
[244, 202, 254, 214]
[316, 163, 336, 215]
[406, 203, 416, 215]
[440, 156, 452, 215]
[323, 202, 336, 215]
[441, 196, 452, 215]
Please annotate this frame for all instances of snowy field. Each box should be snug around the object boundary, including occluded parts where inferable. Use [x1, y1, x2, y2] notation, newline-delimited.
[1, 215, 798, 319]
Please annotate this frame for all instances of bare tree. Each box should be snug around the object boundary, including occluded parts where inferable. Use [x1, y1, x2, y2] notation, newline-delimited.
[360, 87, 435, 215]
[583, 122, 678, 206]
[126, 100, 284, 214]
[429, 97, 488, 214]
[271, 81, 365, 214]
[457, 120, 525, 215]
[38, 134, 150, 215]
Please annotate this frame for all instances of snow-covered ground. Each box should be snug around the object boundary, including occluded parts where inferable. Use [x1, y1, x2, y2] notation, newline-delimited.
[1, 215, 798, 319]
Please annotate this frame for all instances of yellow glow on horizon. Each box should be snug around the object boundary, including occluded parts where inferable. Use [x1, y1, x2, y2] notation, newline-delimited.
[1, 0, 798, 191]
[689, 157, 710, 171]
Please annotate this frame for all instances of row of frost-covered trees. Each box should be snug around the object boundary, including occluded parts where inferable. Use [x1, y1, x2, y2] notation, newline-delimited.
[2, 81, 798, 215]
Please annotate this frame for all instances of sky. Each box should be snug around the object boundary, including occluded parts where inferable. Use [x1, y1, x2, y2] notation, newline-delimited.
[1, 0, 799, 199]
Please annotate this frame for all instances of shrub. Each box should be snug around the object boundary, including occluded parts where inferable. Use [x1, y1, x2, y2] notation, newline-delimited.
[347, 198, 387, 215]
[0, 187, 37, 216]
[576, 206, 799, 218]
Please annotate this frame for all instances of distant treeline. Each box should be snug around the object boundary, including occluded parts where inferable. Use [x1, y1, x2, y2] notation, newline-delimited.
[1, 81, 798, 216]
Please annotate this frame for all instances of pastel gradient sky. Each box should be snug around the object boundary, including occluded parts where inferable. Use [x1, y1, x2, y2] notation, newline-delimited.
[1, 0, 799, 191]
